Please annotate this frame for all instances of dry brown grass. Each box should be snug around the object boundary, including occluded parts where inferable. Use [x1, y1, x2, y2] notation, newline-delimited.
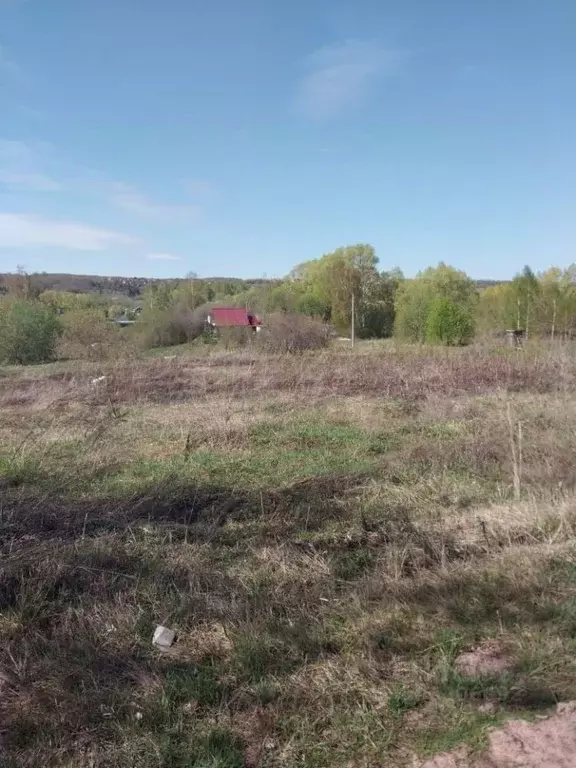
[1, 344, 574, 410]
[2, 343, 576, 766]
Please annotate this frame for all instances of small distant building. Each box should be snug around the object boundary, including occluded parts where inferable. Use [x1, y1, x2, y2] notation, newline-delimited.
[207, 307, 262, 331]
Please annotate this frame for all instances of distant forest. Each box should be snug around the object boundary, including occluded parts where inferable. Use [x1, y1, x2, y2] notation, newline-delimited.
[0, 272, 274, 299]
[0, 270, 503, 300]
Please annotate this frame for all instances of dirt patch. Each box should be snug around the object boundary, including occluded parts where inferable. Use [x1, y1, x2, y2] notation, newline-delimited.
[418, 702, 576, 768]
[418, 749, 468, 768]
[455, 640, 515, 678]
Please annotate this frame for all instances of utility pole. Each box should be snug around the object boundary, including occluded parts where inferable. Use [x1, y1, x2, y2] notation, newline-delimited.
[351, 292, 356, 348]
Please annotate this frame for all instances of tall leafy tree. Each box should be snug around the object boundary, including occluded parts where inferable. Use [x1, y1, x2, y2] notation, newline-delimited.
[394, 263, 477, 343]
[511, 266, 540, 335]
[476, 283, 517, 336]
[426, 297, 475, 345]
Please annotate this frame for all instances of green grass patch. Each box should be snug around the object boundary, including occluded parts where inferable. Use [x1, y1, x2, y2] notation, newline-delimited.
[417, 710, 502, 757]
[388, 685, 425, 717]
[160, 729, 244, 768]
[331, 549, 375, 580]
[163, 661, 224, 709]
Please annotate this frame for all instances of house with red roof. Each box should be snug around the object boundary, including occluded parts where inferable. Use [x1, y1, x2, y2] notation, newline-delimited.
[207, 307, 262, 331]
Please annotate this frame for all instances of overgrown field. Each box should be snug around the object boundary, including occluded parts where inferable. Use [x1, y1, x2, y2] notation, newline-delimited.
[2, 344, 576, 767]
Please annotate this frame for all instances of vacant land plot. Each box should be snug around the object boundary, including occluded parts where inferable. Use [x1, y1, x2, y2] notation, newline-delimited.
[2, 344, 576, 767]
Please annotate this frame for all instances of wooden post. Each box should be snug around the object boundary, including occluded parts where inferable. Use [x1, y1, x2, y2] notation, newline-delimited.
[351, 292, 355, 348]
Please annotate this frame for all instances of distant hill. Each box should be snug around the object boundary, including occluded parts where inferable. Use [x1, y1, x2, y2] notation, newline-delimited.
[0, 273, 276, 299]
[0, 272, 506, 299]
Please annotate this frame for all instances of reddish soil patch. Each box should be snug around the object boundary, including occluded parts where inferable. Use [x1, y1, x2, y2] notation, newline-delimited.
[419, 748, 468, 767]
[418, 702, 576, 768]
[454, 640, 515, 678]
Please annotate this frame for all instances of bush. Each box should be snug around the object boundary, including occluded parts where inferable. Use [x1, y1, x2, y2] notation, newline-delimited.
[57, 309, 133, 360]
[216, 326, 255, 350]
[139, 304, 207, 348]
[394, 280, 433, 343]
[425, 297, 475, 346]
[0, 299, 62, 364]
[394, 264, 477, 343]
[258, 313, 331, 353]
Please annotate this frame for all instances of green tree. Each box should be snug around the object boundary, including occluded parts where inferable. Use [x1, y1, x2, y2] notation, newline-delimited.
[265, 282, 304, 313]
[394, 278, 433, 342]
[534, 266, 576, 340]
[425, 297, 475, 345]
[476, 283, 516, 336]
[296, 244, 383, 334]
[557, 266, 576, 339]
[0, 299, 62, 364]
[296, 293, 330, 320]
[511, 265, 540, 335]
[394, 263, 477, 343]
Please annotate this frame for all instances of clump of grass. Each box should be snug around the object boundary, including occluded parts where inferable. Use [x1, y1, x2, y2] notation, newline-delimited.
[388, 685, 425, 717]
[417, 710, 502, 758]
[163, 661, 224, 708]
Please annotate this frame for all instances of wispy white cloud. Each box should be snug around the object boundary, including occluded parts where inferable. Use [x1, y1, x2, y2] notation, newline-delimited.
[0, 139, 206, 266]
[0, 140, 207, 223]
[0, 139, 35, 163]
[146, 252, 182, 261]
[112, 183, 200, 220]
[0, 171, 63, 191]
[0, 213, 137, 251]
[296, 40, 405, 120]
[0, 140, 61, 192]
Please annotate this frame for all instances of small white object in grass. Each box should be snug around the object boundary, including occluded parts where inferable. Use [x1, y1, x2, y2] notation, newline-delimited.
[90, 376, 107, 386]
[135, 711, 143, 721]
[153, 625, 175, 648]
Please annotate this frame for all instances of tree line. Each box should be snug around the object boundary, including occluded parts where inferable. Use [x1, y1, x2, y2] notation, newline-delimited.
[2, 248, 576, 364]
[207, 246, 576, 345]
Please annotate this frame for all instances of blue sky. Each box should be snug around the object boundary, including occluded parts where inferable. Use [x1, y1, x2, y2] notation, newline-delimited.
[0, 0, 574, 280]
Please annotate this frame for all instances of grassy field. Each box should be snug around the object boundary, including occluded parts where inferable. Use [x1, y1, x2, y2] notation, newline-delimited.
[2, 343, 576, 767]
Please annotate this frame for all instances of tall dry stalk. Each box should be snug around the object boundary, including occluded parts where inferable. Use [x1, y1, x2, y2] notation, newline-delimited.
[506, 401, 523, 501]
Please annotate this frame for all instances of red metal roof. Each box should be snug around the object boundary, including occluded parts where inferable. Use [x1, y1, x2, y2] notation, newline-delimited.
[210, 307, 261, 327]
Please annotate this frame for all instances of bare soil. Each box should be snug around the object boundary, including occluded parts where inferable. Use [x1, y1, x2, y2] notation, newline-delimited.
[454, 641, 516, 678]
[419, 702, 576, 768]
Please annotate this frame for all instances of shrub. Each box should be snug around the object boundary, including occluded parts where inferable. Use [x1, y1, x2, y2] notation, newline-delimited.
[394, 264, 477, 343]
[217, 326, 255, 350]
[57, 309, 132, 360]
[394, 279, 434, 343]
[425, 297, 475, 345]
[0, 299, 62, 364]
[139, 304, 207, 348]
[258, 312, 331, 353]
